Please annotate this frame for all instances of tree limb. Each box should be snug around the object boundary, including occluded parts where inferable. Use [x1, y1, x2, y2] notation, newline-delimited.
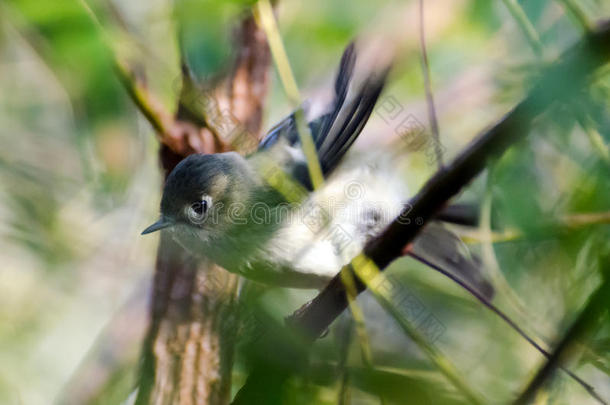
[232, 20, 610, 405]
[288, 19, 610, 342]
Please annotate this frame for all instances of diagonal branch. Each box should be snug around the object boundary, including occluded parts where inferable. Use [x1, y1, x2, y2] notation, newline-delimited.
[289, 19, 610, 342]
[514, 271, 610, 405]
[232, 20, 610, 404]
[76, 0, 213, 157]
[113, 60, 173, 137]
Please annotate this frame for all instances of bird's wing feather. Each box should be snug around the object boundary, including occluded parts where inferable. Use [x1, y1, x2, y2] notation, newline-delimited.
[412, 222, 495, 300]
[258, 42, 356, 152]
[257, 42, 390, 190]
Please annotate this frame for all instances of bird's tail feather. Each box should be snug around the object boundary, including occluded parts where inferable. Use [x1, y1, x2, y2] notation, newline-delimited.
[316, 53, 391, 175]
[411, 222, 495, 300]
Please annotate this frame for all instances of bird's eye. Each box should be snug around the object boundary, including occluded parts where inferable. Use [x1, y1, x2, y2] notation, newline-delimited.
[192, 200, 207, 216]
[186, 197, 211, 224]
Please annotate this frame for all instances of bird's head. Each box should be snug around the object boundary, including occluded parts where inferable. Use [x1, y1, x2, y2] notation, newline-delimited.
[141, 152, 254, 240]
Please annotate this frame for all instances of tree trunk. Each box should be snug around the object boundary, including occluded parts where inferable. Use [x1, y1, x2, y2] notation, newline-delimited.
[135, 14, 271, 405]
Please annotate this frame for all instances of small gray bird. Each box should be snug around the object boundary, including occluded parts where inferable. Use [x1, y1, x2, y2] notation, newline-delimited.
[142, 42, 493, 297]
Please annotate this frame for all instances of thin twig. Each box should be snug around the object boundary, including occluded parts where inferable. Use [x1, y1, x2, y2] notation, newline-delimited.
[418, 0, 443, 168]
[501, 0, 544, 57]
[557, 0, 593, 33]
[576, 112, 610, 164]
[339, 269, 388, 405]
[513, 274, 610, 405]
[253, 2, 381, 389]
[102, 0, 130, 31]
[503, 0, 606, 167]
[479, 172, 549, 333]
[408, 252, 605, 404]
[336, 316, 353, 405]
[253, 0, 324, 189]
[460, 210, 610, 244]
[113, 60, 170, 136]
[76, 0, 186, 151]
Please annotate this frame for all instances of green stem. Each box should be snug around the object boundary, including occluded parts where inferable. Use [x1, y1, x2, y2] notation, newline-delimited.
[340, 268, 375, 368]
[351, 255, 485, 405]
[578, 114, 610, 164]
[514, 274, 610, 404]
[480, 171, 554, 334]
[557, 0, 593, 33]
[501, 0, 544, 57]
[253, 0, 325, 190]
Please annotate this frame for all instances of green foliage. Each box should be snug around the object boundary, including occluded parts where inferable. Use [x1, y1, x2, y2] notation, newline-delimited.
[0, 0, 609, 404]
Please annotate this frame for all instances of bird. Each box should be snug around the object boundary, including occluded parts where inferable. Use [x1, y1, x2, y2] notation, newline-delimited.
[142, 41, 494, 298]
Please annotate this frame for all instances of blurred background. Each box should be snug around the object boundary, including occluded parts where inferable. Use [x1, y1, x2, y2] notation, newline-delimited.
[1, 0, 609, 404]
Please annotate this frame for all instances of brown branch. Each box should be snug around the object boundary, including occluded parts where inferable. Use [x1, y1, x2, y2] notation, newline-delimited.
[113, 61, 170, 136]
[133, 11, 271, 405]
[232, 21, 610, 404]
[114, 59, 218, 157]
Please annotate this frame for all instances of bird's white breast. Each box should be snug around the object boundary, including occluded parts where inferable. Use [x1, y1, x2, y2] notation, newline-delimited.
[262, 161, 409, 285]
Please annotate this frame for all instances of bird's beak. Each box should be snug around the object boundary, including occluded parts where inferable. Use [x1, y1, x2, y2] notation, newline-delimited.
[141, 217, 174, 235]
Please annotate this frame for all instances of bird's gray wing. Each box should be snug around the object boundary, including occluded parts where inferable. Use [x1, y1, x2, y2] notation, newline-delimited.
[257, 42, 390, 190]
[258, 42, 356, 152]
[256, 44, 492, 297]
[411, 222, 495, 301]
[436, 203, 480, 227]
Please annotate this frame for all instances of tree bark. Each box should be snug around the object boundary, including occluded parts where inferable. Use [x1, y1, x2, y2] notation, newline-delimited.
[135, 13, 271, 405]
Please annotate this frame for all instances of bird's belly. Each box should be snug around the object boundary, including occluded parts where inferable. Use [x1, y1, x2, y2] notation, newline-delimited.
[247, 185, 405, 288]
